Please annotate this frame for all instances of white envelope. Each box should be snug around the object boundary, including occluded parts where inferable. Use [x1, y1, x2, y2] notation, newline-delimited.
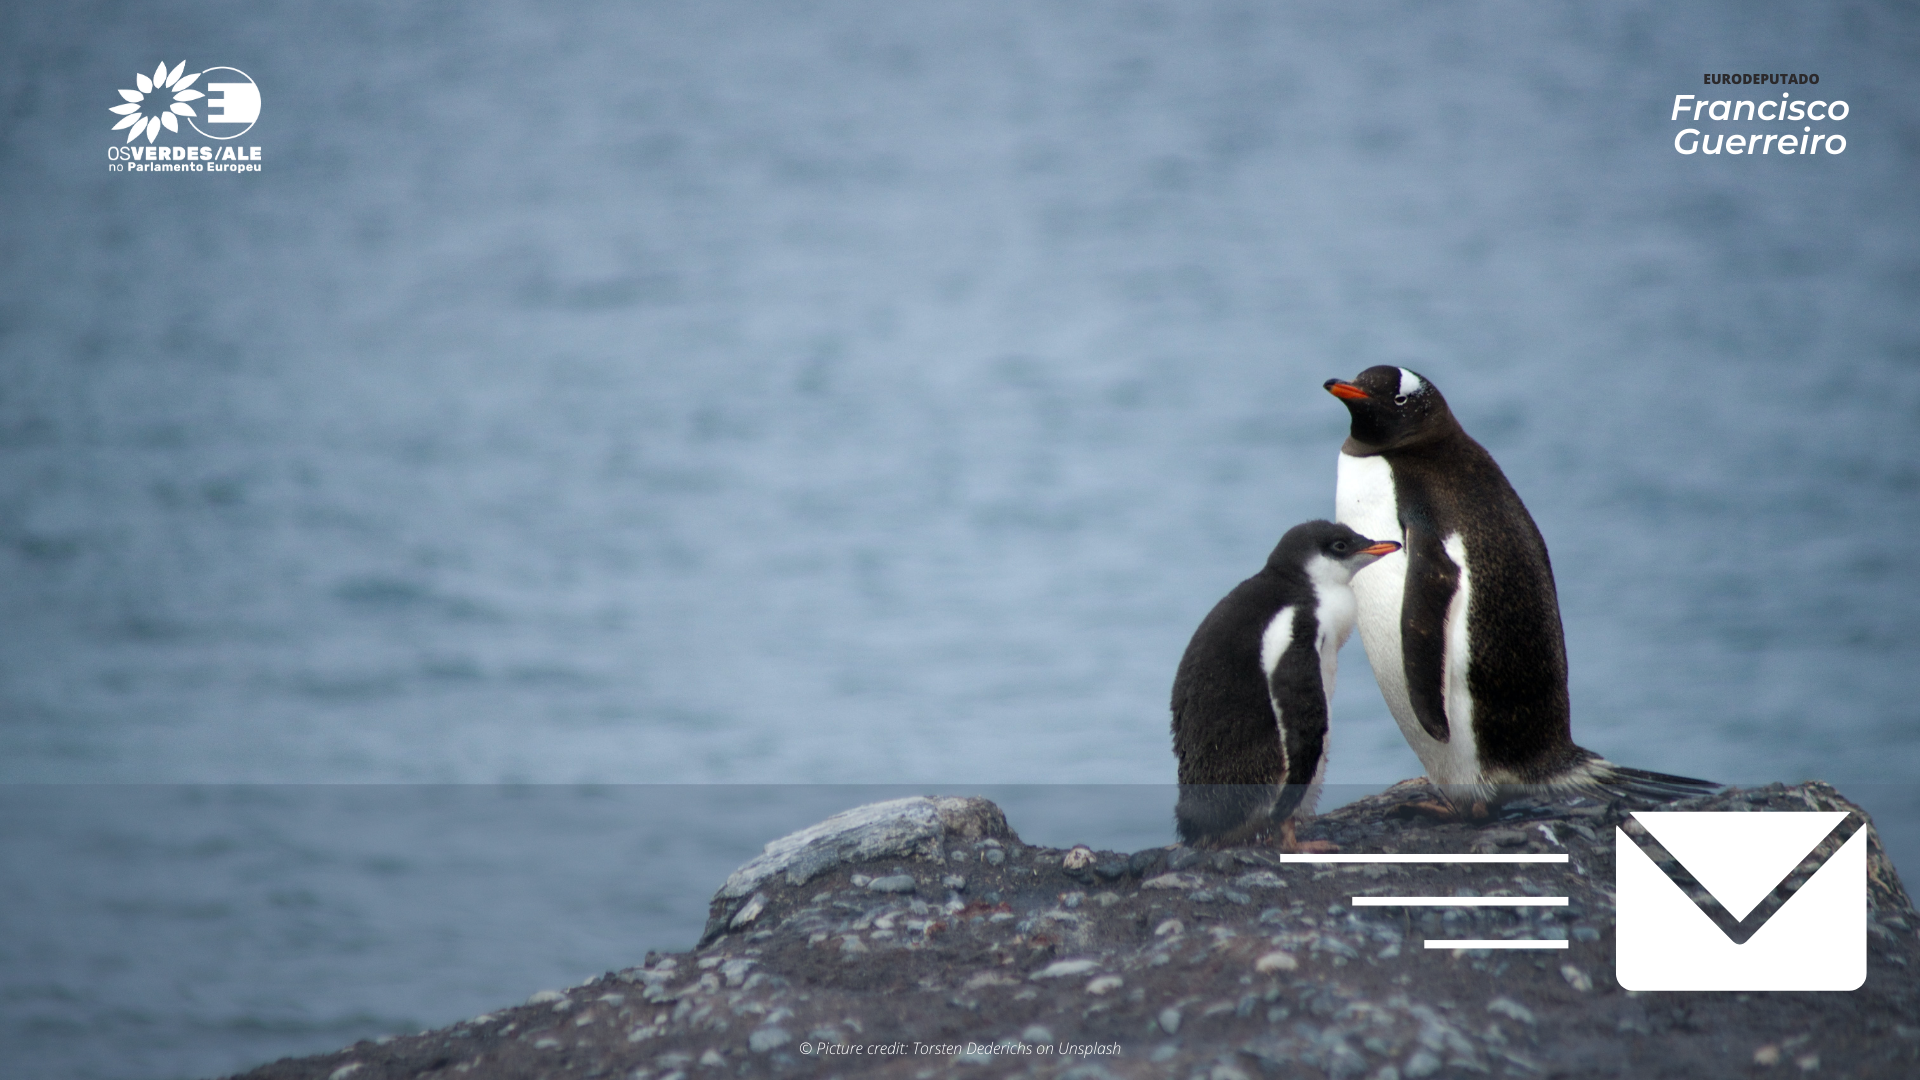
[1615, 811, 1865, 992]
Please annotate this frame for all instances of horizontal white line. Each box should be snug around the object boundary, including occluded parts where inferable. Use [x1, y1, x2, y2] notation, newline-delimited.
[1424, 939, 1569, 950]
[1354, 897, 1567, 906]
[1279, 854, 1567, 863]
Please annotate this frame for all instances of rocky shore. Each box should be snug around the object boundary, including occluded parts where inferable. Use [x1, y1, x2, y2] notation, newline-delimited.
[233, 781, 1919, 1080]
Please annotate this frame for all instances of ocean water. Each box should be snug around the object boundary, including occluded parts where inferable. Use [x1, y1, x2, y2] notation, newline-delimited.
[1, 2, 1916, 1077]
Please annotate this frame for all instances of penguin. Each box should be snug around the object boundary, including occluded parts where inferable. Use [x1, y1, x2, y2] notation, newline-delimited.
[1171, 520, 1401, 849]
[1323, 365, 1715, 810]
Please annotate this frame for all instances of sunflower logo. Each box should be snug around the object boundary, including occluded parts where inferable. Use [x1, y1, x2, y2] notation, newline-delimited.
[109, 61, 204, 143]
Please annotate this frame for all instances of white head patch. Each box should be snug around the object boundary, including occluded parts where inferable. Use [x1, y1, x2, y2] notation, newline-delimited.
[1397, 368, 1424, 398]
[1303, 552, 1354, 589]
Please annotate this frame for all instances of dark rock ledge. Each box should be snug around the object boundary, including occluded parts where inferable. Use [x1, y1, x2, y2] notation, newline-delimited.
[233, 782, 1919, 1080]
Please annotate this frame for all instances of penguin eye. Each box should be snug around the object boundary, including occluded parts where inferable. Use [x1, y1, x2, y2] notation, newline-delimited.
[1392, 394, 1409, 406]
[1332, 541, 1348, 552]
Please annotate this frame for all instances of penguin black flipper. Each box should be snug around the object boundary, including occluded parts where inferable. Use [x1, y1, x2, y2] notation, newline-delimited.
[1265, 612, 1329, 827]
[1397, 517, 1457, 743]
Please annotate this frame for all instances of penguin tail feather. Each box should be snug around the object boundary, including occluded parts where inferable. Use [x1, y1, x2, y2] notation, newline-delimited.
[1589, 763, 1722, 803]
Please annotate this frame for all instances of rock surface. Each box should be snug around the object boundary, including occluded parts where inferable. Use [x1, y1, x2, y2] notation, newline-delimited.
[230, 781, 1920, 1080]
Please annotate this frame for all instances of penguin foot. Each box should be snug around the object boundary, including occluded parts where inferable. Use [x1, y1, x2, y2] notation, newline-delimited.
[1277, 819, 1339, 854]
[1389, 798, 1491, 822]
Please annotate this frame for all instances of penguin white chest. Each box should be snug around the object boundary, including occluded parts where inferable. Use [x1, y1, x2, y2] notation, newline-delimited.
[1301, 555, 1359, 702]
[1334, 452, 1485, 789]
[1334, 452, 1400, 544]
[1333, 452, 1412, 728]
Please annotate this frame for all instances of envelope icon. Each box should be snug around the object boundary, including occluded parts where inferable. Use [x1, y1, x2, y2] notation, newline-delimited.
[1615, 811, 1865, 991]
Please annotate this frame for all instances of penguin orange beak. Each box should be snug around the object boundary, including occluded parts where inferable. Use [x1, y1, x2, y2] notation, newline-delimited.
[1324, 379, 1369, 401]
[1359, 541, 1401, 556]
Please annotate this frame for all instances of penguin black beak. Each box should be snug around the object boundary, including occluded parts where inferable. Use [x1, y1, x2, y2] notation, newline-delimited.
[1324, 379, 1369, 402]
[1359, 542, 1401, 556]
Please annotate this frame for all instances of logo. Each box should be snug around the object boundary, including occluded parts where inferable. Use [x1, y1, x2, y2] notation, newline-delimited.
[189, 67, 260, 139]
[1615, 811, 1865, 991]
[105, 60, 264, 174]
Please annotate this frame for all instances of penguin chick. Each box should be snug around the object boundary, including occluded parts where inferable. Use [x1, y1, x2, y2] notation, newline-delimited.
[1172, 520, 1401, 850]
[1325, 365, 1717, 811]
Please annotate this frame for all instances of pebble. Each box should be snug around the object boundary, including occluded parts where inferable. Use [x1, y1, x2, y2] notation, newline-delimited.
[1031, 958, 1100, 979]
[943, 874, 967, 890]
[728, 893, 767, 929]
[1167, 848, 1205, 871]
[1403, 1049, 1442, 1078]
[1487, 998, 1536, 1026]
[748, 1026, 790, 1052]
[868, 873, 917, 893]
[1560, 964, 1593, 992]
[1254, 951, 1298, 973]
[1755, 1045, 1781, 1066]
[1063, 846, 1096, 869]
[1143, 872, 1207, 890]
[849, 874, 871, 887]
[983, 848, 1006, 866]
[1234, 871, 1286, 890]
[526, 990, 567, 1005]
[1315, 935, 1359, 960]
[699, 1049, 724, 1067]
[1086, 975, 1124, 995]
[327, 1066, 362, 1080]
[1209, 1063, 1252, 1080]
[1021, 1024, 1055, 1044]
[1154, 919, 1185, 937]
[1158, 1007, 1182, 1035]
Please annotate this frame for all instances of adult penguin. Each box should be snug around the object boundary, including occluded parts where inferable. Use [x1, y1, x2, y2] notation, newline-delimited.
[1324, 365, 1713, 811]
[1171, 520, 1400, 849]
